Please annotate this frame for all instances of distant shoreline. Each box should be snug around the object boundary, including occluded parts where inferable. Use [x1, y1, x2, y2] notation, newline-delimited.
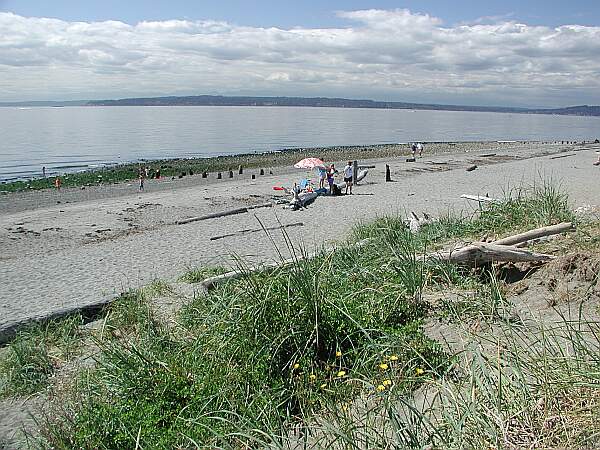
[1, 95, 599, 117]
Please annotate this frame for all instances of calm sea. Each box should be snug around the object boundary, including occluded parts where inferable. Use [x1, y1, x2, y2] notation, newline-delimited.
[1, 106, 598, 181]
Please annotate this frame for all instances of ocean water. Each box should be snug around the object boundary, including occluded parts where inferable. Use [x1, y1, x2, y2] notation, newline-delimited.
[0, 106, 598, 181]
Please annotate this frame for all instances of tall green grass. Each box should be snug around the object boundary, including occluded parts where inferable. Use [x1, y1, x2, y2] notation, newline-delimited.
[0, 315, 83, 397]
[33, 180, 580, 448]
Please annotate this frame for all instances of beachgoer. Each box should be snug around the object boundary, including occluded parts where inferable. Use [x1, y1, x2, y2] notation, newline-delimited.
[138, 167, 145, 191]
[327, 164, 338, 195]
[54, 176, 61, 190]
[411, 143, 417, 157]
[343, 161, 353, 195]
[42, 166, 46, 178]
[144, 167, 150, 178]
[417, 142, 423, 157]
[318, 166, 327, 189]
[155, 167, 161, 179]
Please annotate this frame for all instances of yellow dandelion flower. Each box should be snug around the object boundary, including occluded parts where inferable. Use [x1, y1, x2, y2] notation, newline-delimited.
[376, 384, 386, 392]
[320, 383, 327, 389]
[309, 374, 317, 381]
[336, 351, 342, 357]
[293, 363, 300, 370]
[336, 370, 346, 378]
[379, 363, 389, 370]
[390, 355, 399, 361]
[416, 367, 425, 376]
[383, 379, 392, 386]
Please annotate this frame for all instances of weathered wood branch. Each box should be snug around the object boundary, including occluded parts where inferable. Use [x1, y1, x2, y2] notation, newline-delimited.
[461, 194, 500, 203]
[430, 242, 555, 265]
[210, 222, 304, 241]
[493, 222, 573, 246]
[176, 202, 272, 225]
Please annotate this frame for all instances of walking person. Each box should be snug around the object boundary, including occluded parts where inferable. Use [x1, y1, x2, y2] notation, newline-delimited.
[343, 161, 353, 195]
[411, 143, 417, 158]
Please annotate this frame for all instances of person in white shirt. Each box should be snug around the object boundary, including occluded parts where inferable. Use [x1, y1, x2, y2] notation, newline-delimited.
[416, 142, 424, 157]
[343, 161, 353, 195]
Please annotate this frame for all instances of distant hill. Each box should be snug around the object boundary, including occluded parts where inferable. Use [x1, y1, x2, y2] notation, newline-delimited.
[85, 95, 600, 116]
[1, 95, 598, 116]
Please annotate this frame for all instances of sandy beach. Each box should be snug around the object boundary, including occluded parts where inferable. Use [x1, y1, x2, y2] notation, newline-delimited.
[1, 141, 599, 340]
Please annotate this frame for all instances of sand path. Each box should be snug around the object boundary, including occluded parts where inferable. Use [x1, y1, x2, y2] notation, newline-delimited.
[1, 142, 598, 340]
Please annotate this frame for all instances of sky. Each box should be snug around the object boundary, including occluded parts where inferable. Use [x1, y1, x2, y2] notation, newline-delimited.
[1, 1, 599, 107]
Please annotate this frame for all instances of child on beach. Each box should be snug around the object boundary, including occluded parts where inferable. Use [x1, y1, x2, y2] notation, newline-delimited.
[318, 166, 327, 189]
[343, 161, 353, 195]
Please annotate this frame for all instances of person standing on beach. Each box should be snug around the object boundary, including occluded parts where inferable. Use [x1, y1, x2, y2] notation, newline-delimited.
[42, 166, 46, 178]
[54, 176, 61, 190]
[138, 167, 145, 191]
[411, 143, 417, 157]
[318, 165, 327, 189]
[343, 161, 353, 195]
[327, 164, 337, 195]
[417, 142, 423, 157]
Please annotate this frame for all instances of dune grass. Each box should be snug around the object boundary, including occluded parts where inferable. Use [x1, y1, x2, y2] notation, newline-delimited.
[0, 315, 83, 398]
[25, 179, 593, 448]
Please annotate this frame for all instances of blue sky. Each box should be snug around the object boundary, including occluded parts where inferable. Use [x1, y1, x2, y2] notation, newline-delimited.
[2, 0, 599, 28]
[1, 1, 599, 106]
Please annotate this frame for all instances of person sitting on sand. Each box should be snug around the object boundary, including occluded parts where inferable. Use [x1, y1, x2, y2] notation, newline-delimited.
[417, 142, 423, 157]
[343, 161, 353, 195]
[327, 164, 337, 195]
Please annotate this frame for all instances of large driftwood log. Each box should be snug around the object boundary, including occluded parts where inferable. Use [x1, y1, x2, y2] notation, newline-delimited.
[176, 202, 272, 225]
[493, 222, 573, 246]
[431, 242, 555, 265]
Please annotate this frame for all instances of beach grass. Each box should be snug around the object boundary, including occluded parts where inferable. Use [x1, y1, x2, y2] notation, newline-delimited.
[14, 180, 600, 448]
[0, 315, 83, 398]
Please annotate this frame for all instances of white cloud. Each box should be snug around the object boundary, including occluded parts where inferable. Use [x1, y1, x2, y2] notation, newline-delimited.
[0, 10, 599, 106]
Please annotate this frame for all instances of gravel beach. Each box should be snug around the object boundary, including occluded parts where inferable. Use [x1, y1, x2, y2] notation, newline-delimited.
[1, 141, 598, 340]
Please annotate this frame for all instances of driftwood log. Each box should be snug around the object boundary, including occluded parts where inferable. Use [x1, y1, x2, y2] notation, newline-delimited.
[430, 242, 555, 265]
[461, 194, 500, 203]
[429, 222, 573, 265]
[210, 222, 304, 241]
[176, 202, 272, 225]
[493, 222, 573, 246]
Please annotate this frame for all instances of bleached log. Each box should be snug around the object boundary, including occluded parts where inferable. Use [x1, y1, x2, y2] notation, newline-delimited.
[430, 242, 555, 265]
[176, 202, 272, 225]
[210, 222, 304, 241]
[493, 222, 573, 246]
[461, 194, 500, 203]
